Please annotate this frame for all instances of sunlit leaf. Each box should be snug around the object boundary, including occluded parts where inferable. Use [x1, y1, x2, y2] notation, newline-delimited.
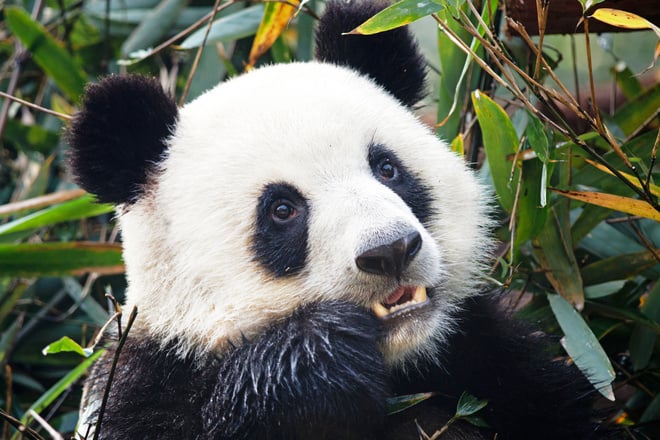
[547, 294, 615, 401]
[0, 194, 113, 236]
[42, 336, 93, 358]
[345, 0, 443, 35]
[387, 392, 434, 415]
[583, 158, 660, 197]
[247, 0, 300, 69]
[590, 8, 660, 35]
[5, 6, 87, 101]
[450, 134, 464, 156]
[552, 189, 660, 222]
[471, 91, 518, 212]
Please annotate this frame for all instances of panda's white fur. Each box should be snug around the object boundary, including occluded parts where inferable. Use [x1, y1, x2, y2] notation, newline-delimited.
[120, 62, 491, 366]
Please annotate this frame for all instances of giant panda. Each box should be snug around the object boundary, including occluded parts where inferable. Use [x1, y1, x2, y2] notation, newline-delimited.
[68, 1, 609, 439]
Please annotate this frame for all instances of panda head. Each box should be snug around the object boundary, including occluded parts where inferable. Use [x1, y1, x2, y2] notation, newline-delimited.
[68, 0, 492, 367]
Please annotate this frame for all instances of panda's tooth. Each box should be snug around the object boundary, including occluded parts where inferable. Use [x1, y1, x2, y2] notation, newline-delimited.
[413, 286, 427, 303]
[372, 302, 390, 318]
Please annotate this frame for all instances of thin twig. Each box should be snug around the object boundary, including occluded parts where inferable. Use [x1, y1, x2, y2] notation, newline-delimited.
[0, 90, 72, 120]
[92, 306, 138, 440]
[180, 0, 224, 105]
[0, 408, 44, 440]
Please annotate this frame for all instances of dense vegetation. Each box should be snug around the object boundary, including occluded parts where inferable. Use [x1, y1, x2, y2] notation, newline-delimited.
[0, 0, 658, 438]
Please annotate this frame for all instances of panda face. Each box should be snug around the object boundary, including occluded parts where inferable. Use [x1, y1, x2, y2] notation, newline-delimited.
[113, 62, 490, 366]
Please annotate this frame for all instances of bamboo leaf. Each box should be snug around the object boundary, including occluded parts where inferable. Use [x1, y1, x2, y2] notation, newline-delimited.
[21, 349, 105, 425]
[0, 194, 113, 236]
[179, 5, 265, 49]
[121, 0, 188, 56]
[345, 0, 443, 35]
[471, 91, 518, 212]
[547, 294, 615, 401]
[42, 336, 93, 358]
[247, 0, 300, 69]
[590, 8, 660, 36]
[582, 158, 660, 197]
[552, 189, 660, 222]
[387, 392, 434, 415]
[534, 208, 585, 309]
[5, 6, 87, 101]
[0, 242, 124, 277]
[455, 392, 488, 417]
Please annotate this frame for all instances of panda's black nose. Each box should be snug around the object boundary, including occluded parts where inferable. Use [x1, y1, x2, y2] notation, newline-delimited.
[355, 231, 422, 277]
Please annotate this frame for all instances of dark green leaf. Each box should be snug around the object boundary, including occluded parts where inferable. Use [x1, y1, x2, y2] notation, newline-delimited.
[5, 6, 87, 101]
[0, 242, 124, 277]
[387, 392, 434, 415]
[455, 391, 488, 417]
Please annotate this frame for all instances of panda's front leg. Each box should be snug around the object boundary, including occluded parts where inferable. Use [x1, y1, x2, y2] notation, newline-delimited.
[202, 301, 387, 440]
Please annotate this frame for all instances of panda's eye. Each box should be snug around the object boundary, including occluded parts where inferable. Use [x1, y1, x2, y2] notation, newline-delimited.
[377, 158, 399, 181]
[271, 200, 297, 223]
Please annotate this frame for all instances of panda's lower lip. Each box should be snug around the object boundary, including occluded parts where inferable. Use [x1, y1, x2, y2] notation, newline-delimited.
[371, 286, 429, 320]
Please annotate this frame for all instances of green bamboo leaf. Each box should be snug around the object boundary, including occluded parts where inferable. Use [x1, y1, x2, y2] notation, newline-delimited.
[471, 90, 518, 212]
[535, 208, 585, 309]
[387, 392, 434, 415]
[0, 242, 124, 277]
[525, 112, 549, 163]
[0, 194, 113, 236]
[612, 63, 643, 100]
[455, 392, 488, 417]
[42, 336, 93, 357]
[611, 83, 660, 136]
[582, 249, 660, 285]
[345, 0, 444, 35]
[121, 0, 188, 56]
[630, 281, 660, 370]
[179, 5, 265, 50]
[547, 294, 615, 401]
[21, 349, 105, 425]
[5, 6, 87, 101]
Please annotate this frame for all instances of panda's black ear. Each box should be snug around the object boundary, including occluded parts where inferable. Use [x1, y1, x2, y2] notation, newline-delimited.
[67, 75, 178, 205]
[315, 0, 426, 107]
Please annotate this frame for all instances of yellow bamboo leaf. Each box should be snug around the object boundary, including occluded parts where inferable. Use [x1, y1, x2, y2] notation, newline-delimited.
[551, 189, 660, 222]
[450, 133, 464, 156]
[247, 0, 300, 70]
[583, 158, 660, 197]
[590, 8, 660, 38]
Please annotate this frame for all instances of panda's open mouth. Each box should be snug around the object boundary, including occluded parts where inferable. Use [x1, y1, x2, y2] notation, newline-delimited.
[371, 286, 429, 320]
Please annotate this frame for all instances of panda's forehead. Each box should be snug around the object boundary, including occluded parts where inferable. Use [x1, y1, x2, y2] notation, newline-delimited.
[170, 62, 427, 194]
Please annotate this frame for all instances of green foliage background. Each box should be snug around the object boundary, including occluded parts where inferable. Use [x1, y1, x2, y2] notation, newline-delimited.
[0, 0, 659, 438]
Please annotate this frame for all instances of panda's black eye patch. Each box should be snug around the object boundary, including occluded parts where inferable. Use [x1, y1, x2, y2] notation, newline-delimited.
[253, 183, 309, 277]
[368, 144, 434, 225]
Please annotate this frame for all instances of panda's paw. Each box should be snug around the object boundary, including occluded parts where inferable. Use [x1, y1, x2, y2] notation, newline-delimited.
[206, 301, 387, 439]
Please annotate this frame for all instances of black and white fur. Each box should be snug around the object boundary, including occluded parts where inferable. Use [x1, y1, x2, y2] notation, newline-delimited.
[69, 1, 608, 438]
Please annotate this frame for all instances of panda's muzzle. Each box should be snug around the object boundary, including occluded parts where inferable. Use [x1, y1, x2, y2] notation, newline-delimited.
[355, 231, 421, 278]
